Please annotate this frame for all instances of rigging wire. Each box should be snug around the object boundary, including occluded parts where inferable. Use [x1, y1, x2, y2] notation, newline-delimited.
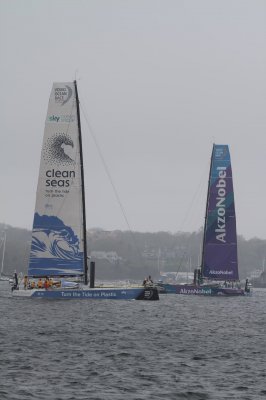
[175, 251, 187, 279]
[79, 98, 143, 265]
[177, 160, 209, 233]
[79, 102, 133, 233]
[78, 91, 211, 276]
[173, 160, 209, 275]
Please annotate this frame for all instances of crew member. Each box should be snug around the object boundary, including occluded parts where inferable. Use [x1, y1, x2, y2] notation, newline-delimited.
[37, 278, 43, 289]
[23, 275, 28, 290]
[44, 277, 49, 290]
[11, 271, 18, 292]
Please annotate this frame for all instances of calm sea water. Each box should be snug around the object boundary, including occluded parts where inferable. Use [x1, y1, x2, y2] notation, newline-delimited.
[0, 282, 265, 400]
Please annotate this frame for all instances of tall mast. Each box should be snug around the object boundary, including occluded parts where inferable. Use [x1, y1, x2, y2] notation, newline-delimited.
[74, 80, 88, 285]
[0, 230, 6, 278]
[200, 144, 215, 276]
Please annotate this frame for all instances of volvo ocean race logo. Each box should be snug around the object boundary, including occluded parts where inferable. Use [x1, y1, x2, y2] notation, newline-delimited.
[215, 166, 226, 243]
[55, 85, 72, 105]
[43, 133, 76, 187]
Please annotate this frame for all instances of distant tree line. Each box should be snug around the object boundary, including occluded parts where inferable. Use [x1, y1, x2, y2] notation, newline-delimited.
[1, 223, 265, 281]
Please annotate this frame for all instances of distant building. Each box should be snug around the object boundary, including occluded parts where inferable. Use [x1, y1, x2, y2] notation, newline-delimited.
[249, 269, 263, 279]
[159, 271, 194, 283]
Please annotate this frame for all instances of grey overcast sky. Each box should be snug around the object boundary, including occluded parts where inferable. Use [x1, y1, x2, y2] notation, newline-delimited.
[0, 0, 265, 239]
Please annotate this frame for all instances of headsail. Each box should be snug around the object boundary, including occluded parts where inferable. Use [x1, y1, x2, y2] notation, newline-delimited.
[28, 83, 85, 277]
[201, 144, 239, 281]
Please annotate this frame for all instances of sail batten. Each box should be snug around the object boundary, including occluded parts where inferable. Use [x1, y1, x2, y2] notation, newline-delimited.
[28, 83, 85, 277]
[201, 144, 239, 281]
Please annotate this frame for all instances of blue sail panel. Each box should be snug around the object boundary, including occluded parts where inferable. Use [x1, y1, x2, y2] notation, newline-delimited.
[28, 213, 84, 276]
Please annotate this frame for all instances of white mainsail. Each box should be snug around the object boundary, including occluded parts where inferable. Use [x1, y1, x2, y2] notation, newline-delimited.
[28, 83, 84, 277]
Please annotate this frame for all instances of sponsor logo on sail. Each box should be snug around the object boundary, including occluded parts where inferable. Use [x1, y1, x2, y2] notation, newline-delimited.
[45, 169, 75, 187]
[209, 269, 233, 276]
[48, 115, 76, 123]
[55, 85, 72, 105]
[43, 133, 75, 166]
[215, 166, 226, 243]
[43, 133, 76, 187]
[215, 147, 227, 159]
[48, 115, 60, 122]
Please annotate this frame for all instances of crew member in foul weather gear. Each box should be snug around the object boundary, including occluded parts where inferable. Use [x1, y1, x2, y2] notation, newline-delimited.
[23, 276, 28, 290]
[44, 278, 49, 290]
[143, 276, 153, 286]
[30, 281, 36, 289]
[245, 278, 250, 293]
[11, 271, 19, 292]
[37, 278, 43, 288]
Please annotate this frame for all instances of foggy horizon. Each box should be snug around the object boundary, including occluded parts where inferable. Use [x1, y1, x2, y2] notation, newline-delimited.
[1, 1, 265, 240]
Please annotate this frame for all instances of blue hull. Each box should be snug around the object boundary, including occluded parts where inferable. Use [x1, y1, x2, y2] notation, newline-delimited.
[21, 287, 159, 300]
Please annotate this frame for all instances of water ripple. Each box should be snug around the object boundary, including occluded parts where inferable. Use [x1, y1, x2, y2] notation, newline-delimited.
[0, 283, 265, 400]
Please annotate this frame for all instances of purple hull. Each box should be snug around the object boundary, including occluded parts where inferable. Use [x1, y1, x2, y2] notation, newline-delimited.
[158, 283, 245, 296]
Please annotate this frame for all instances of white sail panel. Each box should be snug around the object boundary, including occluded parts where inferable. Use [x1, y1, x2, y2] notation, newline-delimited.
[28, 83, 84, 276]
